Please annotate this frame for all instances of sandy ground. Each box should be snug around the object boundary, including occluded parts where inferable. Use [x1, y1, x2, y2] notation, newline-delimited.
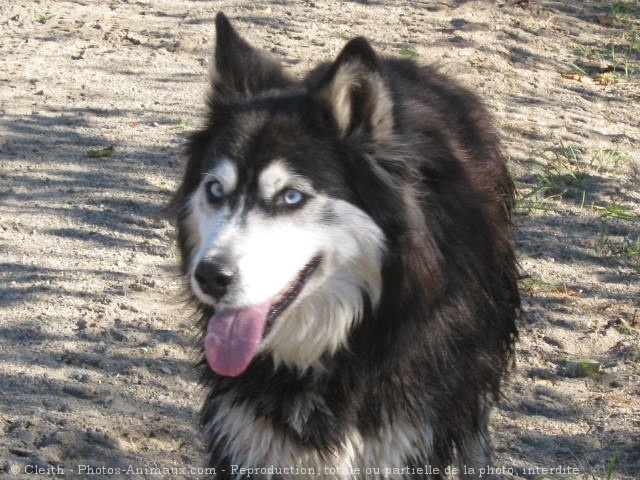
[1, 1, 639, 479]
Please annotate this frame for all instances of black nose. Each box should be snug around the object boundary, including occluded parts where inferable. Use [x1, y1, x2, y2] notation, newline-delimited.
[194, 257, 236, 300]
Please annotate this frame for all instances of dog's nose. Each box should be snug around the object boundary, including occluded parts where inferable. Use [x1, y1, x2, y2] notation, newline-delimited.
[194, 258, 236, 300]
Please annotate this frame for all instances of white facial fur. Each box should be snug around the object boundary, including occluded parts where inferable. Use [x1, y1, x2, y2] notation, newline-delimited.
[185, 158, 386, 369]
[261, 195, 385, 370]
[187, 157, 238, 303]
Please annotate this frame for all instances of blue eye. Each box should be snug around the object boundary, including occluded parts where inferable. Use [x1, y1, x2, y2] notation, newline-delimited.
[282, 188, 305, 206]
[206, 180, 225, 203]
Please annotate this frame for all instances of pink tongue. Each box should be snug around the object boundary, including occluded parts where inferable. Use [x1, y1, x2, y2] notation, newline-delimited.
[204, 303, 271, 377]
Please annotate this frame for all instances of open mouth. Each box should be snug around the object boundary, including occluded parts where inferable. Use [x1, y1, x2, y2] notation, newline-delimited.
[203, 254, 323, 377]
[266, 254, 323, 327]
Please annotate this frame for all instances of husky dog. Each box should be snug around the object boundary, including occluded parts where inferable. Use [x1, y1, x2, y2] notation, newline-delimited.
[170, 12, 519, 479]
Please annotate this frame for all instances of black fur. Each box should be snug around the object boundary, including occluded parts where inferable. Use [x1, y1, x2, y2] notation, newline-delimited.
[170, 13, 519, 479]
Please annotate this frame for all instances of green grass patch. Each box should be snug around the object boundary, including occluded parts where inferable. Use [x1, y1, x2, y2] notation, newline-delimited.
[86, 146, 115, 158]
[571, 21, 640, 81]
[515, 186, 559, 215]
[398, 47, 419, 57]
[596, 233, 640, 263]
[515, 144, 589, 214]
[518, 273, 556, 294]
[593, 204, 640, 222]
[590, 147, 629, 172]
[35, 13, 55, 24]
[538, 144, 586, 202]
[606, 450, 620, 480]
[612, 1, 640, 23]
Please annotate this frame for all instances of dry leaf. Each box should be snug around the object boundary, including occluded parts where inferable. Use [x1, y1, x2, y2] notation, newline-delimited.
[597, 76, 616, 86]
[597, 16, 614, 27]
[561, 68, 617, 86]
[555, 285, 581, 296]
[560, 72, 594, 84]
[561, 72, 581, 81]
[596, 66, 617, 85]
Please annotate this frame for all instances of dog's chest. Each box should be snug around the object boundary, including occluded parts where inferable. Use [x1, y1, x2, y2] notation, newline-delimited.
[209, 395, 432, 479]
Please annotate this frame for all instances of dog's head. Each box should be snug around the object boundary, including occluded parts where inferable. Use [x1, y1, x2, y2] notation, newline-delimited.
[171, 13, 406, 376]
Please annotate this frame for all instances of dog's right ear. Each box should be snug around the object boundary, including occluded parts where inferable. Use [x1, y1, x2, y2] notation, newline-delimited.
[308, 37, 394, 145]
[210, 13, 290, 100]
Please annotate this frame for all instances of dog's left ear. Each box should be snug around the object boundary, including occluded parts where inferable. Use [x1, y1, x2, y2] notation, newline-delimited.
[309, 37, 394, 143]
[210, 13, 290, 100]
